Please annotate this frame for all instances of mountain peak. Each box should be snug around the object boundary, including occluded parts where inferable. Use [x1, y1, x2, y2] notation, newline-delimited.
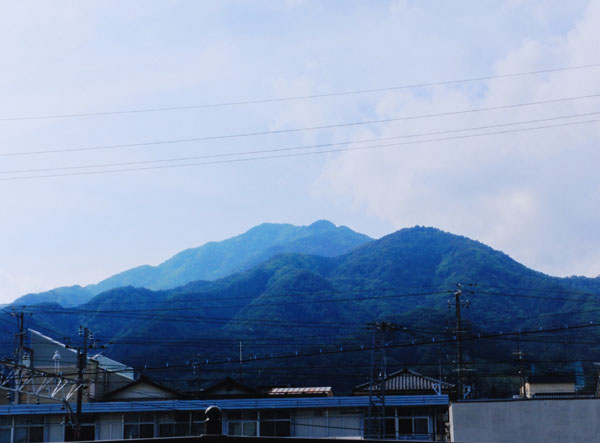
[82, 221, 372, 297]
[308, 220, 336, 230]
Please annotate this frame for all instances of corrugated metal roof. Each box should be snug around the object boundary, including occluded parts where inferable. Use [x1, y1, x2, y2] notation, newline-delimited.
[268, 387, 332, 395]
[0, 395, 448, 416]
[355, 368, 454, 392]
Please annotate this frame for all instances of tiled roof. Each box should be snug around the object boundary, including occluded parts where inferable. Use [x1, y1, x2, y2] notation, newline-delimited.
[354, 368, 454, 393]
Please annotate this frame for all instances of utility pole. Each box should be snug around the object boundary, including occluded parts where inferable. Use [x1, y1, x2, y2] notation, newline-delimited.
[366, 321, 395, 439]
[455, 284, 463, 399]
[75, 326, 88, 441]
[11, 310, 25, 405]
[73, 326, 103, 441]
[513, 334, 526, 397]
[450, 284, 471, 399]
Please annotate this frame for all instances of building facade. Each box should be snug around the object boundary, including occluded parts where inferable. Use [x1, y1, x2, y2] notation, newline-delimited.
[0, 395, 449, 442]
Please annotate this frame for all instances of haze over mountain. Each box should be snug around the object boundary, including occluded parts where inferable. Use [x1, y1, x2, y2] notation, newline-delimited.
[10, 220, 372, 306]
[12, 225, 600, 394]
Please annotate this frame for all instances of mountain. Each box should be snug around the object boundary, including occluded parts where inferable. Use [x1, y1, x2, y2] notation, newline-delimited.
[13, 226, 600, 395]
[11, 285, 94, 308]
[87, 220, 372, 294]
[11, 220, 372, 306]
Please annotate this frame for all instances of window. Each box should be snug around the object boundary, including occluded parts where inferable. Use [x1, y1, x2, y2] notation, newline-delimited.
[414, 418, 428, 434]
[124, 413, 154, 439]
[328, 415, 362, 438]
[364, 409, 396, 439]
[398, 418, 412, 435]
[0, 416, 12, 442]
[365, 409, 430, 440]
[227, 411, 258, 436]
[191, 412, 205, 436]
[64, 415, 95, 441]
[398, 416, 429, 436]
[260, 410, 291, 437]
[385, 417, 396, 439]
[14, 416, 44, 443]
[158, 412, 189, 437]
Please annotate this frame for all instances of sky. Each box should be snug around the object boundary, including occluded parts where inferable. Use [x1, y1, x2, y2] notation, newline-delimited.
[1, 0, 599, 303]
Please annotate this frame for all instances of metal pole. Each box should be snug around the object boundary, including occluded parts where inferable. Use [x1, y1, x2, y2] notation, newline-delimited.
[14, 312, 24, 405]
[76, 327, 88, 441]
[367, 328, 376, 438]
[455, 285, 463, 399]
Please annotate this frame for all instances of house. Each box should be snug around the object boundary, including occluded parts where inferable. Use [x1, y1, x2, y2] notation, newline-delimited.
[0, 372, 449, 441]
[0, 328, 450, 441]
[102, 375, 188, 402]
[192, 377, 264, 399]
[352, 368, 452, 441]
[0, 393, 449, 441]
[1, 329, 134, 406]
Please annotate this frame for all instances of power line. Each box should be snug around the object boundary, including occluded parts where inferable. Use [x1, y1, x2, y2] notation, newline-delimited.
[44, 290, 450, 313]
[91, 321, 600, 375]
[2, 63, 598, 122]
[12, 287, 600, 334]
[3, 117, 600, 182]
[3, 110, 599, 175]
[10, 284, 455, 308]
[477, 284, 600, 297]
[475, 290, 593, 303]
[3, 92, 600, 158]
[10, 284, 599, 311]
[481, 308, 600, 324]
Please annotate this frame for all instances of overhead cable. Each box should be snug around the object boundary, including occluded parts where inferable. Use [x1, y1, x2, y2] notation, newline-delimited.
[2, 63, 598, 122]
[2, 110, 599, 175]
[3, 117, 600, 181]
[3, 92, 600, 158]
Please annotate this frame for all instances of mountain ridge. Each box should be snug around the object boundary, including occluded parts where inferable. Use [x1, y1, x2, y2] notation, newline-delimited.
[10, 220, 372, 306]
[8, 225, 600, 395]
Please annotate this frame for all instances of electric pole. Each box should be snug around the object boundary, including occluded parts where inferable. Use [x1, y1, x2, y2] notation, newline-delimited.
[75, 326, 88, 441]
[11, 310, 25, 405]
[73, 326, 103, 441]
[455, 284, 463, 399]
[450, 284, 471, 399]
[513, 333, 526, 397]
[366, 321, 396, 439]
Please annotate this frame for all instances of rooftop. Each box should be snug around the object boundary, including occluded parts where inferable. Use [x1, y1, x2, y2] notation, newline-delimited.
[0, 394, 449, 416]
[354, 368, 454, 394]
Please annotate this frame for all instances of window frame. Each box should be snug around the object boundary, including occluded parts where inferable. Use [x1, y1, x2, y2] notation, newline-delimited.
[123, 413, 155, 439]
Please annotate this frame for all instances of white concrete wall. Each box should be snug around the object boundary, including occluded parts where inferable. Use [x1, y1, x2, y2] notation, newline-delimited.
[450, 398, 600, 443]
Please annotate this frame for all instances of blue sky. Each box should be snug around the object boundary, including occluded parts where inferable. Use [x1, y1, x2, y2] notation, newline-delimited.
[1, 0, 599, 303]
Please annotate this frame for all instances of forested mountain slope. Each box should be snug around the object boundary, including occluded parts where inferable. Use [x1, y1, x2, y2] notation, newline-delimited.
[7, 226, 600, 395]
[11, 220, 371, 306]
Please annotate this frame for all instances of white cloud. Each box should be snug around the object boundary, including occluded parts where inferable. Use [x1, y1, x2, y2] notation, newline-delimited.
[0, 0, 598, 304]
[316, 1, 600, 277]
